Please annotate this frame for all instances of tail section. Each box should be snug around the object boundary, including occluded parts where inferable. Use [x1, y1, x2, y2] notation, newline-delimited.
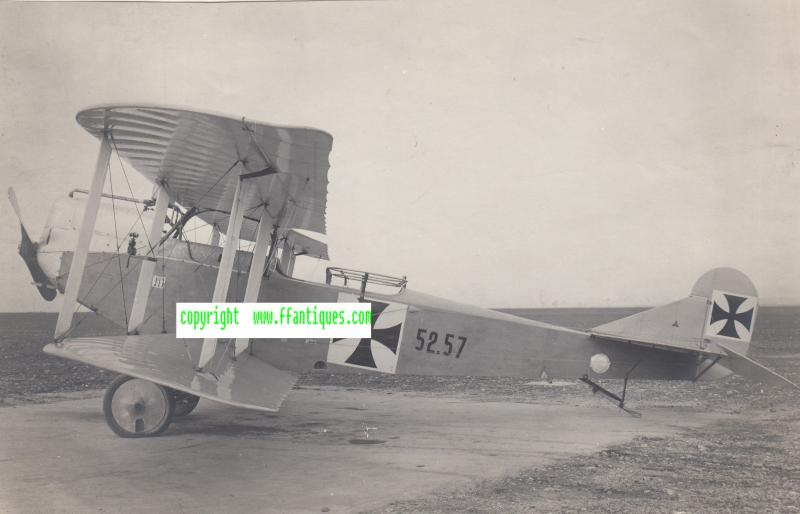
[591, 268, 798, 390]
[591, 267, 757, 355]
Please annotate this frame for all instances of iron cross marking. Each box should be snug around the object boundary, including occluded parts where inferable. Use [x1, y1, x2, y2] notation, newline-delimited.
[710, 294, 754, 339]
[333, 300, 402, 369]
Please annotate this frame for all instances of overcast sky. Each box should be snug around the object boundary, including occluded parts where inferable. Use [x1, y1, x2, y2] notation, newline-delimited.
[1, 0, 798, 312]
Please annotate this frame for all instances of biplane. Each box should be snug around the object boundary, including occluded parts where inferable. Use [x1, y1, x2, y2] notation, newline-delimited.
[8, 105, 798, 437]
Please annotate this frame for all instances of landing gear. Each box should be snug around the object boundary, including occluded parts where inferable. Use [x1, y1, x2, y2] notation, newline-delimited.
[169, 389, 200, 417]
[102, 376, 175, 437]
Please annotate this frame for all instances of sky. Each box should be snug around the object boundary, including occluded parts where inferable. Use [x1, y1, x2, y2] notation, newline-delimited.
[0, 0, 798, 312]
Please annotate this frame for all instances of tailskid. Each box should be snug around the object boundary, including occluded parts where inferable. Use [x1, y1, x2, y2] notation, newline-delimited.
[579, 359, 642, 418]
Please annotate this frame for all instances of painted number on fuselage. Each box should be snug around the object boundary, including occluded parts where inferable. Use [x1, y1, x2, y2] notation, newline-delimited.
[414, 328, 467, 358]
[151, 275, 166, 289]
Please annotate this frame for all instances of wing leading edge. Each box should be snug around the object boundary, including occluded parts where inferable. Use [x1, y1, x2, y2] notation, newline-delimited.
[44, 335, 298, 412]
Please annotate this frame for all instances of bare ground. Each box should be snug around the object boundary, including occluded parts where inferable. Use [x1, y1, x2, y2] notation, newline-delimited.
[369, 411, 800, 514]
[2, 309, 799, 513]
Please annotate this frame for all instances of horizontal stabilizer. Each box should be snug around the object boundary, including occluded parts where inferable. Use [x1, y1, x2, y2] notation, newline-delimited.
[591, 296, 711, 352]
[589, 330, 724, 356]
[44, 335, 297, 411]
[717, 342, 800, 391]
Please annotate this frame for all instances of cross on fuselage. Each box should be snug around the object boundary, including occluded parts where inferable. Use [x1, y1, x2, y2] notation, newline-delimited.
[334, 300, 402, 369]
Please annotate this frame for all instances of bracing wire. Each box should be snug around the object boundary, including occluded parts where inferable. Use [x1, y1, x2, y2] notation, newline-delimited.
[161, 234, 166, 334]
[196, 159, 241, 205]
[58, 169, 137, 340]
[106, 163, 128, 327]
[109, 134, 156, 255]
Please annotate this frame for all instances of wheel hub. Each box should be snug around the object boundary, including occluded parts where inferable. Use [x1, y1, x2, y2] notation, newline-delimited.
[110, 379, 170, 434]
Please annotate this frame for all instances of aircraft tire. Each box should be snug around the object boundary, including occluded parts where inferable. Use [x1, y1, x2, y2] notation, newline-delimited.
[169, 389, 200, 417]
[102, 376, 175, 438]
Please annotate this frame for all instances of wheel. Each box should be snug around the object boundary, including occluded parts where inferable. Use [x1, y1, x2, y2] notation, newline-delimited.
[102, 376, 175, 438]
[169, 389, 200, 417]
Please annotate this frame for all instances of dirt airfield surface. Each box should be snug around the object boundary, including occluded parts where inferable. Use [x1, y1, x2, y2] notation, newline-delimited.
[1, 309, 799, 513]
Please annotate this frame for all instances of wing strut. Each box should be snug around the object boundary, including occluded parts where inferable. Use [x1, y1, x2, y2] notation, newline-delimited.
[234, 206, 273, 357]
[198, 167, 247, 370]
[282, 237, 297, 276]
[55, 133, 112, 341]
[127, 183, 170, 334]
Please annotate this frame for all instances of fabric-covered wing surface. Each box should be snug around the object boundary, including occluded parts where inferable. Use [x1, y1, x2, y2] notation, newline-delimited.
[44, 335, 298, 411]
[76, 105, 332, 239]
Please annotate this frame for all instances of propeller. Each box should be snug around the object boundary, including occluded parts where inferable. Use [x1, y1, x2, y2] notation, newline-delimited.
[7, 187, 57, 301]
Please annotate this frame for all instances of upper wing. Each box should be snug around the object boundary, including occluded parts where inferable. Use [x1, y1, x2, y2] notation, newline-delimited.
[76, 105, 332, 240]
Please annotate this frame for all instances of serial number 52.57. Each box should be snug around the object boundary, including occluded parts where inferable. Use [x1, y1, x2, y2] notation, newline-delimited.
[414, 329, 467, 358]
